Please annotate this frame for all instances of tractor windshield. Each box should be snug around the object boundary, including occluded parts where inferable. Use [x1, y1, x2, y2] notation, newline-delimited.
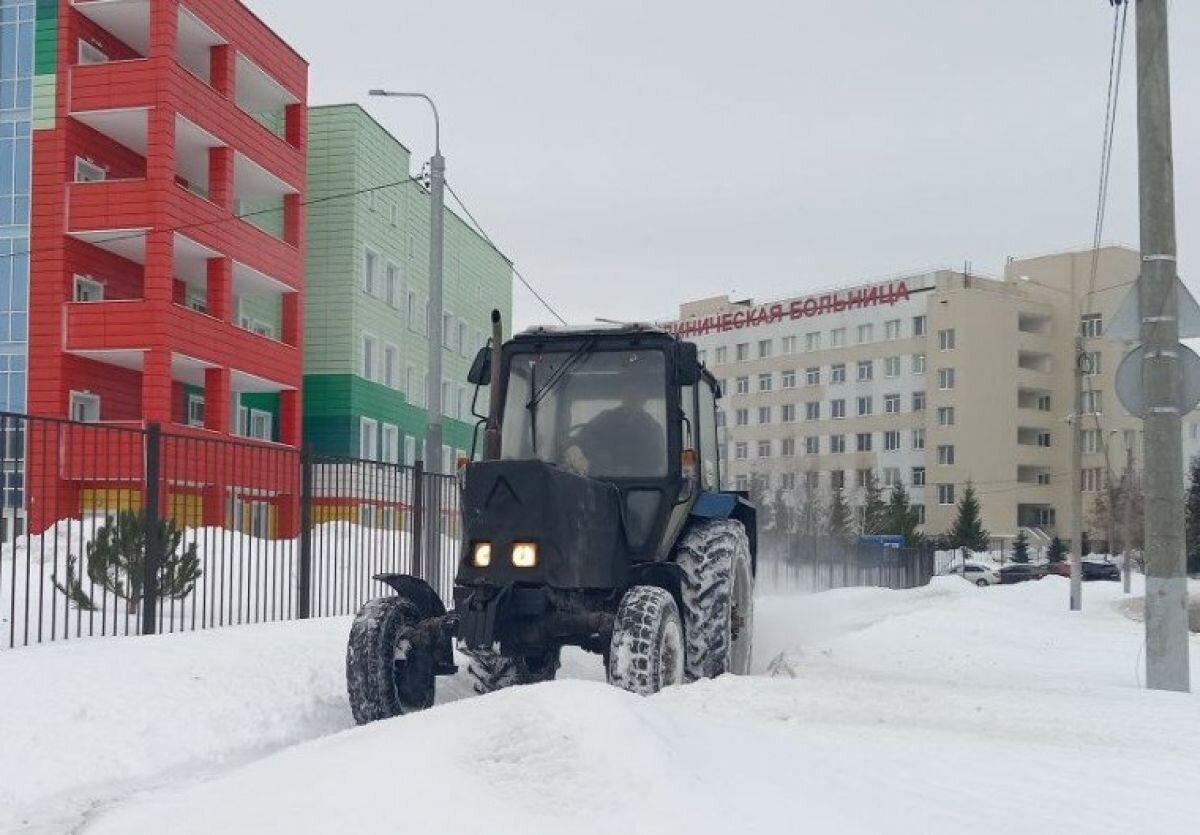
[501, 348, 669, 479]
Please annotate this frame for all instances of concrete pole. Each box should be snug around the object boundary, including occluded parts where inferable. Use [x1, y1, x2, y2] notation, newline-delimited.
[426, 149, 446, 474]
[1135, 0, 1190, 692]
[1070, 335, 1083, 609]
[1122, 444, 1133, 595]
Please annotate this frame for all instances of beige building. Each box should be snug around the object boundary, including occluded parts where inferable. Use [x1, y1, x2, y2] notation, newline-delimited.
[665, 246, 1200, 549]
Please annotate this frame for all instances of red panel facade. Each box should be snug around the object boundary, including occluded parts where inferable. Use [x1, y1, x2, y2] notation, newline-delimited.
[27, 0, 308, 535]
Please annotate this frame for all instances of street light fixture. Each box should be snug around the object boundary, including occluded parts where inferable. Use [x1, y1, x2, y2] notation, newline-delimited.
[369, 89, 446, 474]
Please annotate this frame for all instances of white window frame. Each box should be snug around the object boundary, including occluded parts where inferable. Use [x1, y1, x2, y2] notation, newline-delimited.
[404, 435, 417, 466]
[73, 274, 104, 302]
[187, 393, 205, 428]
[69, 390, 100, 423]
[381, 423, 400, 464]
[384, 343, 399, 389]
[74, 157, 106, 183]
[77, 39, 108, 65]
[361, 333, 378, 382]
[385, 263, 400, 308]
[248, 409, 272, 441]
[938, 328, 956, 351]
[360, 417, 379, 461]
[362, 249, 379, 295]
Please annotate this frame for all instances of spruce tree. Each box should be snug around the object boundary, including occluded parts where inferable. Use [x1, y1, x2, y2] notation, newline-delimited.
[1186, 456, 1200, 574]
[861, 473, 888, 535]
[1011, 529, 1030, 564]
[828, 485, 853, 538]
[948, 481, 989, 552]
[1047, 536, 1067, 563]
[53, 510, 201, 614]
[885, 482, 923, 546]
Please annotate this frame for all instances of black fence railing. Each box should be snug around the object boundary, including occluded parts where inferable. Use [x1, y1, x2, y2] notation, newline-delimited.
[757, 532, 936, 593]
[0, 412, 460, 650]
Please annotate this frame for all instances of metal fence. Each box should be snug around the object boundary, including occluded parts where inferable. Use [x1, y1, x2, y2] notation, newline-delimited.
[0, 412, 460, 649]
[757, 531, 936, 593]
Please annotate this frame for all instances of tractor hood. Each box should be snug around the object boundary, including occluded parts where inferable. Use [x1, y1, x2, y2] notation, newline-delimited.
[456, 460, 627, 589]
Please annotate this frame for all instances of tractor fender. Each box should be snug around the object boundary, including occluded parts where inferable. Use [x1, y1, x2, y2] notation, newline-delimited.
[628, 561, 687, 626]
[373, 574, 447, 621]
[688, 491, 758, 575]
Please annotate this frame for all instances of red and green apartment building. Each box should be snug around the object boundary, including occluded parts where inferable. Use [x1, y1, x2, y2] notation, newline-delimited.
[9, 0, 308, 535]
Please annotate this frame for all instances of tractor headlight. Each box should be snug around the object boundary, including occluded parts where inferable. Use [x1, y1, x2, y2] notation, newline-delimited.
[471, 542, 492, 568]
[511, 542, 538, 568]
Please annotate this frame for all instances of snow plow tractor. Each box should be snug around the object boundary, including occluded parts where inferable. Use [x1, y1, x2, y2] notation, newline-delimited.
[346, 316, 756, 724]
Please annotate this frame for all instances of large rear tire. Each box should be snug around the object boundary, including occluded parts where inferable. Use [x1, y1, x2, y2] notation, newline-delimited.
[606, 586, 685, 696]
[465, 647, 561, 695]
[346, 596, 435, 725]
[675, 518, 755, 681]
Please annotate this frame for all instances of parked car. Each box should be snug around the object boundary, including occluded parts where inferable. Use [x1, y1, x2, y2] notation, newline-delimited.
[947, 562, 1001, 586]
[1083, 559, 1121, 582]
[999, 563, 1047, 584]
[1045, 560, 1071, 578]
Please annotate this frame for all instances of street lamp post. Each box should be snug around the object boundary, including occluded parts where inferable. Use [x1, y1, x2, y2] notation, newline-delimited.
[369, 89, 446, 475]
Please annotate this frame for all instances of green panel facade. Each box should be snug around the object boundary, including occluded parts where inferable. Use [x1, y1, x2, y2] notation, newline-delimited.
[303, 104, 513, 464]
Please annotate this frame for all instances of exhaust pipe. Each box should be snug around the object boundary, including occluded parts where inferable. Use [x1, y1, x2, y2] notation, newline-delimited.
[484, 309, 504, 460]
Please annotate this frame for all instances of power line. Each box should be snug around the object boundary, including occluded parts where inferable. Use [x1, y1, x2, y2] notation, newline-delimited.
[443, 179, 569, 327]
[2, 176, 422, 263]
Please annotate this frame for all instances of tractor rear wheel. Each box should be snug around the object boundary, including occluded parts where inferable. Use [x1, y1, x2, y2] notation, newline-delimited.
[606, 586, 685, 696]
[346, 596, 436, 724]
[675, 518, 755, 681]
[465, 648, 561, 695]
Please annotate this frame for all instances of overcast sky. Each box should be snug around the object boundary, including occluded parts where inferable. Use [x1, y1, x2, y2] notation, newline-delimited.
[247, 0, 1199, 329]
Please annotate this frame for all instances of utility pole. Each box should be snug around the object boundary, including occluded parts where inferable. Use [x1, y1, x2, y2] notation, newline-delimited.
[1134, 0, 1190, 692]
[1122, 443, 1133, 595]
[1070, 327, 1084, 612]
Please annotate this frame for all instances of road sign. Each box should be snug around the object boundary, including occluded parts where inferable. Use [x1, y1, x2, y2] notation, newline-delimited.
[1105, 275, 1200, 342]
[1114, 343, 1200, 417]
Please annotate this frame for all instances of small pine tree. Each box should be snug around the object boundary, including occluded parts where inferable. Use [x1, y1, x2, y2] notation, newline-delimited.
[948, 481, 989, 552]
[1047, 536, 1067, 563]
[828, 485, 853, 538]
[1187, 456, 1200, 574]
[1081, 530, 1092, 558]
[861, 473, 888, 535]
[885, 482, 923, 546]
[1012, 529, 1030, 564]
[53, 510, 201, 614]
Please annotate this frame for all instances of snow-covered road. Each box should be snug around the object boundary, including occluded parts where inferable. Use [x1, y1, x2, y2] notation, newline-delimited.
[4, 576, 1198, 834]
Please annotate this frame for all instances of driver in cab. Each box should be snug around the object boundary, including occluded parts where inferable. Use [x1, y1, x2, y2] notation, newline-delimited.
[562, 381, 666, 478]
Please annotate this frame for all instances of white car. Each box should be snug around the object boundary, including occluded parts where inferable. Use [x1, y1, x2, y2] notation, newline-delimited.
[947, 562, 1001, 587]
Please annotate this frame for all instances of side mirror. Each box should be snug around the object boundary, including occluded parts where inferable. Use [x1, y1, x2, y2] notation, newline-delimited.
[675, 341, 702, 385]
[467, 346, 491, 386]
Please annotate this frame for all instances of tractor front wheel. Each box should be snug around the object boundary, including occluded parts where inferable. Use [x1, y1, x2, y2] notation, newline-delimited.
[606, 586, 685, 696]
[346, 596, 436, 724]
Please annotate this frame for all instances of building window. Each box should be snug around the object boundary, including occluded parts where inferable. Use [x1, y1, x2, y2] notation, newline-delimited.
[716, 410, 727, 428]
[757, 440, 772, 458]
[1082, 429, 1102, 454]
[830, 434, 846, 454]
[404, 435, 417, 465]
[782, 336, 798, 354]
[938, 328, 956, 351]
[1081, 467, 1105, 492]
[69, 391, 100, 423]
[781, 403, 796, 423]
[1080, 313, 1103, 339]
[73, 157, 106, 183]
[884, 430, 901, 451]
[856, 468, 873, 488]
[759, 406, 772, 425]
[831, 364, 847, 384]
[856, 432, 873, 452]
[782, 369, 797, 388]
[246, 409, 272, 441]
[715, 346, 728, 364]
[361, 333, 378, 381]
[857, 396, 872, 416]
[912, 466, 926, 487]
[885, 319, 901, 340]
[384, 343, 399, 389]
[912, 353, 926, 375]
[1083, 351, 1102, 376]
[858, 323, 874, 344]
[736, 343, 750, 361]
[831, 328, 846, 348]
[857, 360, 873, 382]
[187, 394, 205, 428]
[805, 401, 820, 421]
[735, 442, 748, 460]
[1037, 393, 1052, 412]
[781, 438, 796, 457]
[357, 419, 376, 460]
[912, 429, 926, 450]
[1037, 507, 1056, 526]
[805, 436, 819, 455]
[831, 470, 845, 489]
[831, 399, 846, 419]
[736, 376, 750, 395]
[913, 315, 927, 336]
[735, 408, 749, 426]
[70, 274, 104, 302]
[914, 505, 926, 525]
[885, 356, 900, 378]
[884, 394, 901, 414]
[406, 290, 419, 332]
[1082, 390, 1102, 414]
[937, 445, 955, 466]
[758, 373, 773, 392]
[805, 367, 820, 386]
[781, 472, 797, 490]
[1038, 432, 1052, 448]
[938, 367, 955, 390]
[805, 331, 821, 352]
[758, 339, 773, 359]
[381, 424, 400, 464]
[77, 39, 108, 65]
[937, 406, 955, 426]
[362, 249, 379, 295]
[883, 467, 901, 486]
[938, 484, 955, 505]
[912, 391, 926, 411]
